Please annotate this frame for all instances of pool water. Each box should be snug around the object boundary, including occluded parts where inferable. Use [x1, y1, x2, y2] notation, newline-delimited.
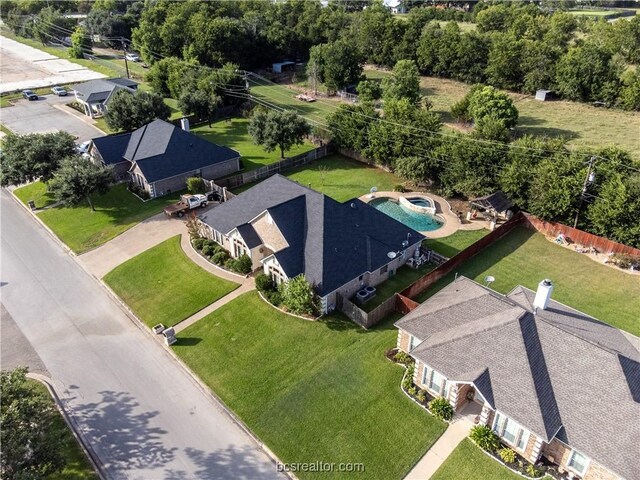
[408, 197, 433, 208]
[370, 198, 443, 231]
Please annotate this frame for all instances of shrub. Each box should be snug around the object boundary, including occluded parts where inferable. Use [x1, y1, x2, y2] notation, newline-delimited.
[212, 250, 229, 265]
[416, 390, 427, 404]
[224, 258, 236, 270]
[393, 184, 407, 192]
[192, 237, 206, 250]
[428, 397, 454, 421]
[408, 386, 417, 396]
[187, 177, 206, 194]
[265, 289, 282, 306]
[525, 464, 542, 478]
[499, 447, 517, 464]
[470, 425, 501, 452]
[394, 351, 413, 366]
[202, 244, 215, 257]
[255, 272, 275, 292]
[128, 182, 150, 199]
[279, 275, 318, 315]
[402, 364, 415, 390]
[232, 254, 253, 274]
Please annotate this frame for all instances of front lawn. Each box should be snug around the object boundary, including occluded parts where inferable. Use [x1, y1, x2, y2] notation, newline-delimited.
[423, 229, 489, 258]
[37, 183, 183, 254]
[414, 226, 640, 336]
[103, 235, 239, 327]
[13, 180, 57, 209]
[27, 381, 97, 480]
[174, 292, 447, 480]
[193, 118, 315, 172]
[431, 439, 522, 480]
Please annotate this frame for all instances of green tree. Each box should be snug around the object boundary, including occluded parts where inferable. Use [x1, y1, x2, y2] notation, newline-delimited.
[468, 85, 519, 129]
[248, 110, 311, 158]
[485, 32, 524, 91]
[68, 26, 91, 59]
[0, 131, 76, 186]
[279, 274, 318, 316]
[618, 68, 640, 111]
[382, 59, 421, 105]
[178, 90, 219, 125]
[48, 156, 113, 211]
[186, 177, 206, 194]
[356, 79, 382, 103]
[105, 90, 171, 132]
[309, 39, 364, 92]
[1, 368, 65, 479]
[394, 156, 436, 186]
[327, 103, 379, 152]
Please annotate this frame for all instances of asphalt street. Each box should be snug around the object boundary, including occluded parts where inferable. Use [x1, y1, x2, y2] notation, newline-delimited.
[0, 189, 281, 480]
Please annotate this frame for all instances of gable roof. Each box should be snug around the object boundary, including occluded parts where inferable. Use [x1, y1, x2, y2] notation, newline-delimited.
[124, 119, 240, 183]
[73, 78, 137, 104]
[199, 175, 425, 296]
[396, 276, 640, 480]
[91, 132, 132, 166]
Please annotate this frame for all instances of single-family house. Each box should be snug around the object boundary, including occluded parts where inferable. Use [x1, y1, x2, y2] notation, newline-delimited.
[197, 174, 424, 313]
[395, 276, 639, 480]
[73, 78, 138, 118]
[89, 119, 240, 197]
[383, 0, 408, 14]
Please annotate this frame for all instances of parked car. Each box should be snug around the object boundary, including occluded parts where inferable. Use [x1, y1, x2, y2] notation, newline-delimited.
[22, 90, 38, 101]
[125, 53, 140, 62]
[75, 141, 91, 155]
[164, 194, 208, 217]
[51, 86, 67, 96]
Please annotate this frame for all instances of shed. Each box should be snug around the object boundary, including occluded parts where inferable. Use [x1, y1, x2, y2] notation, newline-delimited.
[469, 191, 514, 219]
[535, 89, 554, 101]
[272, 61, 296, 73]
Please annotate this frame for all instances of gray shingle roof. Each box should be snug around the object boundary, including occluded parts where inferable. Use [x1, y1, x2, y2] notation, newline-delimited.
[73, 78, 137, 104]
[199, 174, 425, 296]
[91, 132, 132, 166]
[396, 276, 640, 480]
[124, 120, 240, 183]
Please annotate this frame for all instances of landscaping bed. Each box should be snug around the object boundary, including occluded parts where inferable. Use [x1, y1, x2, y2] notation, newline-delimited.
[190, 235, 252, 276]
[103, 235, 239, 328]
[173, 293, 447, 480]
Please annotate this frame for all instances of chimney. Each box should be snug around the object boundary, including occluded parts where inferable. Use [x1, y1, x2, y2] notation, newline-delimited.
[180, 117, 190, 132]
[533, 279, 553, 311]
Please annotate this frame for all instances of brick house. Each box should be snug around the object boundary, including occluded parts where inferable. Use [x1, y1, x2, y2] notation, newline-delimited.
[89, 119, 240, 198]
[197, 174, 424, 314]
[395, 276, 639, 480]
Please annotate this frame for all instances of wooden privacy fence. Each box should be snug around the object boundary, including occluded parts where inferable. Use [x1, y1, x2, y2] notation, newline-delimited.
[522, 213, 640, 257]
[336, 293, 397, 329]
[214, 144, 330, 189]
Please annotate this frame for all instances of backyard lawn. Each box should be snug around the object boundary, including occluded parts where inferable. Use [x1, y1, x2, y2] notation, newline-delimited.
[103, 235, 239, 328]
[193, 118, 315, 171]
[233, 154, 403, 202]
[28, 381, 97, 480]
[431, 439, 522, 480]
[13, 180, 57, 209]
[361, 262, 436, 312]
[423, 229, 489, 258]
[174, 292, 447, 480]
[414, 226, 640, 336]
[37, 183, 183, 254]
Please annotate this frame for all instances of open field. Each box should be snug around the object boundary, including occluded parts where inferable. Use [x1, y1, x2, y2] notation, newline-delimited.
[27, 381, 97, 480]
[174, 292, 447, 480]
[104, 235, 239, 327]
[193, 118, 315, 171]
[234, 154, 403, 202]
[423, 229, 489, 258]
[36, 183, 183, 254]
[431, 439, 522, 480]
[13, 181, 57, 209]
[365, 70, 640, 158]
[414, 226, 640, 336]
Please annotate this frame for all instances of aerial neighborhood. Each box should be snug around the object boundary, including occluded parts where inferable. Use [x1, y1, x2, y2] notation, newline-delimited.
[0, 1, 638, 480]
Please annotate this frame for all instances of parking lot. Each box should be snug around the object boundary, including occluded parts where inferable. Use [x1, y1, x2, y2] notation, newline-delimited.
[1, 94, 105, 142]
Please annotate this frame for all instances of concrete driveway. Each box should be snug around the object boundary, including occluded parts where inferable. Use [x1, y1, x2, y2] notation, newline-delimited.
[0, 94, 105, 142]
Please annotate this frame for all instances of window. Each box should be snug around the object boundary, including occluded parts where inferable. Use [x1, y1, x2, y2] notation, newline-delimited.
[358, 274, 364, 281]
[430, 370, 445, 394]
[408, 335, 421, 351]
[380, 265, 388, 275]
[568, 449, 589, 476]
[493, 413, 530, 451]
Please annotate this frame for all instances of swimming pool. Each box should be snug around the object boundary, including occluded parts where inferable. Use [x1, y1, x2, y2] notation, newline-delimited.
[370, 198, 444, 232]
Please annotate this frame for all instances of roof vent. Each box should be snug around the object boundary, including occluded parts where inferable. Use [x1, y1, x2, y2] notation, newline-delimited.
[533, 279, 553, 311]
[350, 202, 356, 209]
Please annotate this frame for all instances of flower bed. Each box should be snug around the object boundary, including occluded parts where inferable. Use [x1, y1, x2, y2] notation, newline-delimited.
[190, 236, 252, 276]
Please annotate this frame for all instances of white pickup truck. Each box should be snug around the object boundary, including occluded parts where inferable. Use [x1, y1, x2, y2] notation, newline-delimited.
[163, 194, 208, 217]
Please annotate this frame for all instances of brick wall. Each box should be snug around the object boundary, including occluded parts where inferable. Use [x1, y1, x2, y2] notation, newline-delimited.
[583, 461, 621, 480]
[414, 361, 426, 389]
[455, 383, 473, 411]
[398, 330, 411, 352]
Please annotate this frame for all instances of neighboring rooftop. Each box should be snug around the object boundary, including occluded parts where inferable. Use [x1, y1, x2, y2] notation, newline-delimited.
[199, 174, 424, 296]
[396, 276, 640, 480]
[73, 78, 138, 104]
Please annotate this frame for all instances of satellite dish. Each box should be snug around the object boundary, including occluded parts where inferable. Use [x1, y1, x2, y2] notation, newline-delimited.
[387, 251, 397, 259]
[370, 186, 378, 194]
[484, 275, 495, 287]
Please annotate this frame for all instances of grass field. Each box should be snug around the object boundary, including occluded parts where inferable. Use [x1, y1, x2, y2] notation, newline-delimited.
[193, 118, 315, 171]
[104, 235, 239, 327]
[431, 439, 522, 480]
[174, 292, 447, 480]
[27, 381, 97, 480]
[234, 154, 403, 202]
[13, 181, 57, 209]
[362, 262, 436, 312]
[423, 229, 489, 258]
[414, 226, 640, 336]
[36, 183, 182, 254]
[365, 70, 640, 158]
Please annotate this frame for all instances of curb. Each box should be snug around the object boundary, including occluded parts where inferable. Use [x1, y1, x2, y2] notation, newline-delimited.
[26, 373, 108, 480]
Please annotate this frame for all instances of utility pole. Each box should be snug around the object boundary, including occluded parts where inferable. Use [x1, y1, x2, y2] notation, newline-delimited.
[121, 38, 130, 79]
[573, 156, 596, 229]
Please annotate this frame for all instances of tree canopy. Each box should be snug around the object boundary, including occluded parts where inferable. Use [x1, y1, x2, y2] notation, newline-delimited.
[382, 60, 421, 105]
[248, 110, 311, 158]
[48, 156, 113, 211]
[105, 89, 171, 132]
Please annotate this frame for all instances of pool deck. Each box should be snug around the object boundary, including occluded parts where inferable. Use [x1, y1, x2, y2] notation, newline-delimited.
[359, 191, 487, 239]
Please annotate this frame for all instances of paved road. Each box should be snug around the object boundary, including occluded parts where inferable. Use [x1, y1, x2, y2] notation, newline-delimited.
[0, 94, 105, 142]
[0, 189, 281, 480]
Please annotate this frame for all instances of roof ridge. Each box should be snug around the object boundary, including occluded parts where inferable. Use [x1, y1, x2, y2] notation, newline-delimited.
[129, 123, 147, 161]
